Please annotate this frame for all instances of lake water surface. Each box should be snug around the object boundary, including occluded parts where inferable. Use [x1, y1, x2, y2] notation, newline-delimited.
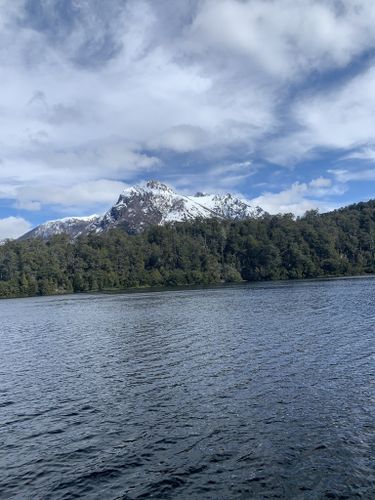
[0, 278, 374, 498]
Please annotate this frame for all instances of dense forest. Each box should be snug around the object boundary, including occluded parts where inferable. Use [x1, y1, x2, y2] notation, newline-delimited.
[0, 200, 374, 298]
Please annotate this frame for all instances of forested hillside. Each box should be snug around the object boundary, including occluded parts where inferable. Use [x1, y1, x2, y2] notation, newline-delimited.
[0, 200, 374, 298]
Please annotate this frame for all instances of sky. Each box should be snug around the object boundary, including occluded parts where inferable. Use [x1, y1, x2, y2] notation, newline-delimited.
[1, 0, 375, 239]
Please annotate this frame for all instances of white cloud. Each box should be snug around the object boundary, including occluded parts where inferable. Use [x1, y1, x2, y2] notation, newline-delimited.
[250, 178, 341, 215]
[1, 0, 375, 218]
[0, 216, 32, 240]
[329, 168, 375, 183]
[309, 177, 332, 188]
[149, 125, 210, 153]
[188, 0, 375, 79]
[170, 160, 256, 194]
[15, 180, 130, 214]
[344, 147, 375, 162]
[296, 66, 375, 147]
[15, 200, 42, 211]
[268, 64, 375, 164]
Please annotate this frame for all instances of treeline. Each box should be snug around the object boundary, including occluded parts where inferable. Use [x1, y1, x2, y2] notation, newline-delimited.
[0, 200, 374, 298]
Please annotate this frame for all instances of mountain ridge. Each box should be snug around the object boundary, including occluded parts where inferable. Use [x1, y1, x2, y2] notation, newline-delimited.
[20, 180, 262, 240]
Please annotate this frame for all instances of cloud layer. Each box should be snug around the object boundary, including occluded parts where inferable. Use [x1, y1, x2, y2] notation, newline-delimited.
[0, 0, 375, 237]
[0, 216, 32, 241]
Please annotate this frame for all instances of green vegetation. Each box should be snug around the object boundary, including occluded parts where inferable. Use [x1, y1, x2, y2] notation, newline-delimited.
[0, 200, 374, 298]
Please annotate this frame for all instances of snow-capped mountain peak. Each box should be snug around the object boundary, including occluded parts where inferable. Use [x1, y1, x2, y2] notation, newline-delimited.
[20, 181, 262, 240]
[92, 180, 217, 234]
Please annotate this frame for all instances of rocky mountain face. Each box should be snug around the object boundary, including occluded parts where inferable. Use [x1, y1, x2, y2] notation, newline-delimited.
[20, 181, 262, 239]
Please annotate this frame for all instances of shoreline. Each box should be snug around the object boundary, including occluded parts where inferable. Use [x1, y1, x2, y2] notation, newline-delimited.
[1, 272, 374, 301]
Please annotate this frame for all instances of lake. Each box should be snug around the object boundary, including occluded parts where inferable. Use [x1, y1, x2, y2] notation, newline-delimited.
[0, 278, 374, 498]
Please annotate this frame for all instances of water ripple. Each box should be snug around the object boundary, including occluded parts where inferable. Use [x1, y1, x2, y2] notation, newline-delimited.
[0, 278, 374, 498]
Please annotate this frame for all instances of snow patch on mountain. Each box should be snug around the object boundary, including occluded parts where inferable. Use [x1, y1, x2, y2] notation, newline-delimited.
[20, 215, 100, 240]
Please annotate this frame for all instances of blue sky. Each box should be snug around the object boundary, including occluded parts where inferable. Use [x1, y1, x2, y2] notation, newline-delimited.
[1, 0, 375, 239]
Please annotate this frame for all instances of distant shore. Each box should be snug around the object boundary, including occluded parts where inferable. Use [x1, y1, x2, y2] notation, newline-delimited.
[1, 272, 374, 301]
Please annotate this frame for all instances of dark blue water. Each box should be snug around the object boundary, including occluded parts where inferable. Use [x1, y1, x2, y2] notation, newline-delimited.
[0, 278, 374, 499]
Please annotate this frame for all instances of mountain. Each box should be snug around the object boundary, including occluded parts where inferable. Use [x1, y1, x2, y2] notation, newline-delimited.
[2, 198, 375, 299]
[90, 180, 262, 234]
[20, 180, 262, 239]
[20, 215, 100, 240]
